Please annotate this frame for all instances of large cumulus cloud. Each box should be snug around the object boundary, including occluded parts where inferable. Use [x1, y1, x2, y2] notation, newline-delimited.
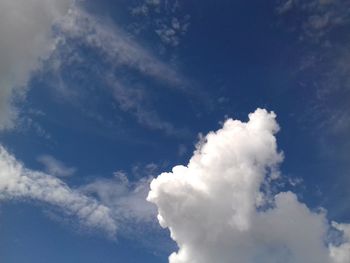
[148, 108, 350, 263]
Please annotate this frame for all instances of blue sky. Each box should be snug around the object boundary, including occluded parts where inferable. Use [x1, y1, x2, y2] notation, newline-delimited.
[0, 0, 350, 262]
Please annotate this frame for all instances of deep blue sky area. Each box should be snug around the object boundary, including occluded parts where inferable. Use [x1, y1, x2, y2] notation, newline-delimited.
[0, 0, 349, 262]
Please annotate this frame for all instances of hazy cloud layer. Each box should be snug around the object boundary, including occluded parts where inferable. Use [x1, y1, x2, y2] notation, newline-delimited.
[148, 108, 350, 263]
[0, 0, 71, 130]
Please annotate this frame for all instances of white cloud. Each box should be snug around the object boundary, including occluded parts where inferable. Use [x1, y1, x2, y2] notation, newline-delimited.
[148, 108, 350, 263]
[82, 171, 157, 224]
[37, 154, 76, 177]
[0, 145, 117, 236]
[0, 0, 72, 130]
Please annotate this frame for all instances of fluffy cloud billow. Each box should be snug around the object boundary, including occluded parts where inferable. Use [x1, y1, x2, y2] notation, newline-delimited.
[148, 108, 350, 263]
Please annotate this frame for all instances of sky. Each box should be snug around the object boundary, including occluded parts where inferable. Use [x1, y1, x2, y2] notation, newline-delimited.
[0, 0, 350, 262]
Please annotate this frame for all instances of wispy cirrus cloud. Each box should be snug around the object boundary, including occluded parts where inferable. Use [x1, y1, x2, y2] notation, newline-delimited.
[276, 0, 350, 178]
[129, 0, 191, 47]
[0, 1, 192, 136]
[82, 171, 156, 225]
[0, 144, 161, 239]
[108, 76, 189, 136]
[44, 6, 193, 136]
[80, 164, 171, 249]
[277, 0, 350, 41]
[57, 7, 186, 88]
[0, 145, 117, 237]
[37, 154, 77, 177]
[0, 0, 72, 131]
